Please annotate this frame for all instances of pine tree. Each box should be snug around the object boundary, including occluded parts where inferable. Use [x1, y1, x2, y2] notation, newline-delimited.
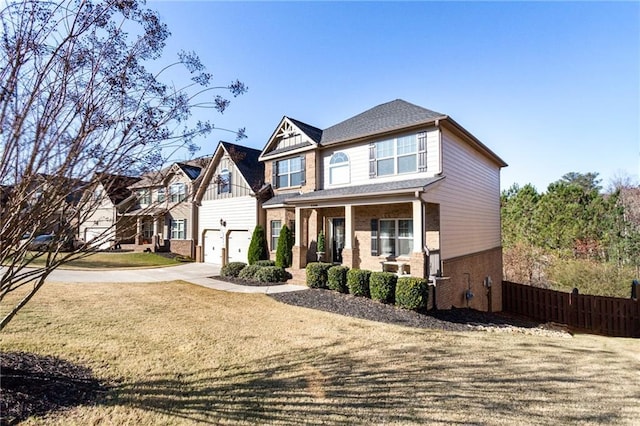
[275, 224, 293, 268]
[247, 225, 267, 265]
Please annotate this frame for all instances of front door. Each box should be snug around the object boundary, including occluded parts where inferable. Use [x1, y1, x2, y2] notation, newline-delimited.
[331, 218, 345, 263]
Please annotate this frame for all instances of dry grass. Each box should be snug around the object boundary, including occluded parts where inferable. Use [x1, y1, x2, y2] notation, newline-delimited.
[25, 252, 183, 269]
[1, 281, 639, 425]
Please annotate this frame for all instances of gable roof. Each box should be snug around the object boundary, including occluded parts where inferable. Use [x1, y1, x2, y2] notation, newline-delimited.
[260, 116, 322, 160]
[220, 141, 264, 191]
[321, 99, 446, 145]
[129, 158, 208, 189]
[194, 141, 265, 202]
[96, 173, 140, 204]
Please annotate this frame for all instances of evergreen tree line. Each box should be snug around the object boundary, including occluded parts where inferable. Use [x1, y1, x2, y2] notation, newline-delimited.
[501, 172, 640, 290]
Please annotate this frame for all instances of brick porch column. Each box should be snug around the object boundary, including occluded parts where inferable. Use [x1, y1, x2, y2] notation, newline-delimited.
[341, 204, 355, 268]
[410, 200, 426, 277]
[292, 207, 307, 269]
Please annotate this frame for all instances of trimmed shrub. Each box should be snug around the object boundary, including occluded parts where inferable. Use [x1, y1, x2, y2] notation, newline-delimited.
[317, 230, 326, 253]
[220, 261, 247, 278]
[306, 262, 333, 288]
[247, 225, 268, 265]
[327, 265, 349, 293]
[254, 259, 276, 267]
[369, 271, 397, 303]
[347, 269, 372, 297]
[395, 277, 428, 310]
[255, 266, 287, 283]
[238, 264, 262, 281]
[275, 224, 293, 268]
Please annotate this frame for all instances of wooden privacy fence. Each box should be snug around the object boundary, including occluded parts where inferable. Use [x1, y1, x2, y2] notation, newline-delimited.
[502, 281, 640, 338]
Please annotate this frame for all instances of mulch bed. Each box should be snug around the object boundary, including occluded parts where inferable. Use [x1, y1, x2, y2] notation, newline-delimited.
[0, 352, 106, 425]
[210, 275, 289, 287]
[269, 288, 546, 332]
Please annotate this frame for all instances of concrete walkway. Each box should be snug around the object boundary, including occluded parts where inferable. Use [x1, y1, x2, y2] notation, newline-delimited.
[42, 263, 308, 294]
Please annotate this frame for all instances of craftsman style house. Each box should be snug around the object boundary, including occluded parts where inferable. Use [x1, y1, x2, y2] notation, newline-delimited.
[259, 100, 507, 311]
[124, 159, 209, 258]
[194, 141, 265, 264]
[78, 173, 140, 249]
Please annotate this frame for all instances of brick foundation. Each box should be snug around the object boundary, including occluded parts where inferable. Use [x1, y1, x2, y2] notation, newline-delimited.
[437, 246, 503, 312]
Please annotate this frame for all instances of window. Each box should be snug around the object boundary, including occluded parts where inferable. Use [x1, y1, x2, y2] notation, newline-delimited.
[169, 183, 186, 202]
[370, 132, 426, 177]
[157, 187, 165, 203]
[142, 220, 154, 240]
[217, 168, 231, 194]
[170, 219, 186, 239]
[378, 219, 413, 257]
[139, 189, 151, 205]
[329, 152, 350, 185]
[273, 156, 304, 188]
[93, 188, 103, 201]
[271, 220, 281, 251]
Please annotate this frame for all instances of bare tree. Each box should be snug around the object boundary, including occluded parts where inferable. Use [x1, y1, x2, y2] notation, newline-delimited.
[0, 0, 247, 330]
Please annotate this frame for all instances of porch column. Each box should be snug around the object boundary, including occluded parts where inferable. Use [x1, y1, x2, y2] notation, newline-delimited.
[294, 207, 301, 247]
[412, 199, 423, 253]
[292, 206, 306, 269]
[344, 204, 353, 249]
[409, 199, 426, 277]
[136, 217, 143, 245]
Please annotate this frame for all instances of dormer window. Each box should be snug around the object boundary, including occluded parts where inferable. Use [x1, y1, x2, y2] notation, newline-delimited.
[218, 168, 231, 194]
[329, 152, 350, 185]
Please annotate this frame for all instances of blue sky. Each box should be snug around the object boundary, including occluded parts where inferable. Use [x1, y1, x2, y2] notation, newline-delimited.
[149, 1, 639, 192]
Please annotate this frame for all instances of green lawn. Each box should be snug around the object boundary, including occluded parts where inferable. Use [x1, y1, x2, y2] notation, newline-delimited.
[25, 251, 184, 269]
[1, 281, 639, 425]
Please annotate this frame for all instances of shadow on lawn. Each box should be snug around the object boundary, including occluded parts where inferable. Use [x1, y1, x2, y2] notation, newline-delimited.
[106, 339, 636, 425]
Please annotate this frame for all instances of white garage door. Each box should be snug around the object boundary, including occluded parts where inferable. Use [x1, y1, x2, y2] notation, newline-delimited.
[228, 230, 251, 263]
[84, 228, 111, 250]
[203, 230, 222, 264]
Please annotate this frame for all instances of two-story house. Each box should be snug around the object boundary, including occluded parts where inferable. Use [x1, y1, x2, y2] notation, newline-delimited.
[78, 173, 140, 249]
[124, 159, 209, 258]
[259, 99, 507, 311]
[194, 141, 265, 264]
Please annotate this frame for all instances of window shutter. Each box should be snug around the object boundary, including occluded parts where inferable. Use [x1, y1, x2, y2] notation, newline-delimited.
[370, 219, 379, 256]
[300, 155, 306, 185]
[369, 144, 376, 178]
[272, 161, 278, 189]
[418, 132, 427, 172]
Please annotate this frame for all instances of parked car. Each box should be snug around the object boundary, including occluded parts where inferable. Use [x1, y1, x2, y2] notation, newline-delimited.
[26, 234, 85, 252]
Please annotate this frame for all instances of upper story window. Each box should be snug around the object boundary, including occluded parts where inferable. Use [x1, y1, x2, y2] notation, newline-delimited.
[217, 168, 231, 194]
[139, 189, 151, 205]
[329, 152, 350, 185]
[157, 187, 165, 203]
[169, 182, 186, 202]
[93, 188, 103, 201]
[273, 156, 305, 189]
[369, 132, 427, 178]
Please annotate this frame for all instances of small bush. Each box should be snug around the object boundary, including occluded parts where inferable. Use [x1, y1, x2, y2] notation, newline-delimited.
[306, 262, 333, 288]
[327, 265, 349, 293]
[254, 260, 276, 267]
[275, 224, 293, 268]
[255, 266, 287, 283]
[369, 272, 397, 303]
[238, 264, 262, 281]
[347, 269, 372, 297]
[248, 225, 268, 265]
[395, 277, 428, 310]
[220, 262, 247, 278]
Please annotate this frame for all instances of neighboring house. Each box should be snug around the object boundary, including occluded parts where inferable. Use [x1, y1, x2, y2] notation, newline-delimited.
[259, 99, 507, 311]
[194, 141, 265, 265]
[124, 159, 210, 258]
[78, 173, 140, 249]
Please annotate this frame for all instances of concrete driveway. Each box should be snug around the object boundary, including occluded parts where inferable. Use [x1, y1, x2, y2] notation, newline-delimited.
[41, 263, 307, 294]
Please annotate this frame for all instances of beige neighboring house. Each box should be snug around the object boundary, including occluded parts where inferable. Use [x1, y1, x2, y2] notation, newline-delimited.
[124, 159, 209, 258]
[194, 141, 265, 264]
[260, 99, 507, 311]
[78, 173, 140, 249]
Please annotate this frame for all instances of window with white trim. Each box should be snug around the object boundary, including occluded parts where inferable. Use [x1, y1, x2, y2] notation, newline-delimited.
[379, 219, 413, 257]
[273, 156, 304, 188]
[139, 189, 151, 205]
[169, 182, 186, 202]
[270, 220, 282, 251]
[329, 152, 350, 185]
[170, 219, 186, 239]
[157, 187, 165, 203]
[370, 132, 426, 177]
[217, 168, 231, 194]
